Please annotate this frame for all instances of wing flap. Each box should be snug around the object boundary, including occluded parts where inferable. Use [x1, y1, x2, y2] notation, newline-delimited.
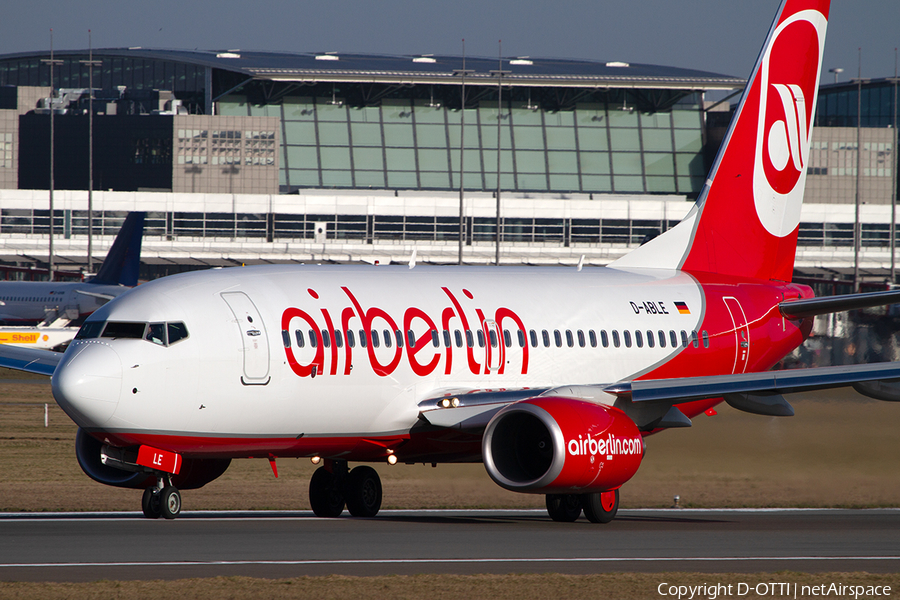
[606, 362, 900, 404]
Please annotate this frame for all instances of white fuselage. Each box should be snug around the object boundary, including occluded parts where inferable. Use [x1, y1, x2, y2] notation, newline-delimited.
[52, 264, 706, 445]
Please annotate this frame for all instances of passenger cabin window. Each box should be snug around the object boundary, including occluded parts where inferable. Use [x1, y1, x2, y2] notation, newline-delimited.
[565, 330, 574, 348]
[383, 330, 392, 348]
[504, 330, 512, 348]
[658, 330, 666, 348]
[529, 329, 538, 347]
[691, 331, 699, 348]
[589, 330, 597, 348]
[577, 330, 585, 348]
[476, 330, 485, 348]
[465, 330, 474, 348]
[455, 330, 464, 348]
[669, 330, 678, 348]
[432, 330, 440, 348]
[281, 330, 291, 349]
[370, 330, 379, 348]
[309, 329, 318, 348]
[359, 330, 367, 348]
[635, 330, 643, 348]
[517, 330, 526, 348]
[347, 330, 356, 348]
[489, 329, 498, 348]
[395, 330, 404, 348]
[295, 330, 305, 348]
[702, 330, 710, 349]
[542, 330, 550, 347]
[612, 330, 620, 348]
[681, 330, 689, 348]
[321, 329, 331, 348]
[334, 330, 344, 348]
[444, 330, 452, 348]
[646, 330, 655, 348]
[623, 330, 632, 348]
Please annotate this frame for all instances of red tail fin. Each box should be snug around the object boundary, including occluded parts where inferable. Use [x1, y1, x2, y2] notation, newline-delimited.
[613, 0, 829, 282]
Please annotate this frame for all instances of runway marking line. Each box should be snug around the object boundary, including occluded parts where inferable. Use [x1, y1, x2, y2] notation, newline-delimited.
[3, 556, 900, 569]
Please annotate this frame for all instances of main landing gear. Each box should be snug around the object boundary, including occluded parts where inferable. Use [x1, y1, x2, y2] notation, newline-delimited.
[309, 460, 383, 518]
[141, 477, 182, 520]
[545, 489, 619, 523]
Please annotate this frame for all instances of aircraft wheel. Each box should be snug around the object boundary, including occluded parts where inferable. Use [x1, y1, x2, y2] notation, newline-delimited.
[346, 466, 382, 517]
[545, 493, 582, 522]
[582, 489, 618, 524]
[309, 466, 345, 518]
[141, 487, 162, 519]
[160, 486, 182, 520]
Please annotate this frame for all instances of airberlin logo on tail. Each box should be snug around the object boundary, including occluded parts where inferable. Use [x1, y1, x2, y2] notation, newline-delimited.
[752, 6, 828, 237]
[568, 433, 643, 459]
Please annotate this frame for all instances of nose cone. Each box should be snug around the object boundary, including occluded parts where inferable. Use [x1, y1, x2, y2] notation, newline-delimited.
[52, 342, 123, 428]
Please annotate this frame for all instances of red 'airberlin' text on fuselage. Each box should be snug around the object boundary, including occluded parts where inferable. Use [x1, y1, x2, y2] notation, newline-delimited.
[281, 286, 529, 378]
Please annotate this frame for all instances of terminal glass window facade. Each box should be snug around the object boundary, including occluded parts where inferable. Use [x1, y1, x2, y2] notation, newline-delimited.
[219, 88, 706, 196]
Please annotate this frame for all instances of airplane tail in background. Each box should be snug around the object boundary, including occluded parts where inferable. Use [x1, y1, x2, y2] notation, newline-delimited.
[89, 212, 146, 287]
[612, 0, 829, 282]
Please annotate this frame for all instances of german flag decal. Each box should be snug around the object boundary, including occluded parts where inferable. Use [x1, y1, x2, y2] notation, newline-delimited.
[674, 301, 691, 315]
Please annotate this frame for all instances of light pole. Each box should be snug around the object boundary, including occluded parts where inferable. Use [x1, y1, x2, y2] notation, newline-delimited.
[80, 31, 101, 273]
[41, 30, 62, 282]
[453, 40, 474, 266]
[829, 67, 844, 84]
[490, 42, 510, 267]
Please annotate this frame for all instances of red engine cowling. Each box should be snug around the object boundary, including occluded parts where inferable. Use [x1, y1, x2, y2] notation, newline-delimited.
[75, 428, 231, 490]
[482, 397, 644, 494]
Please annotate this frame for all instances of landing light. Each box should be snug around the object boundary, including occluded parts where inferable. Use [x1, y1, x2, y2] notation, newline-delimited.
[387, 454, 398, 465]
[310, 455, 321, 465]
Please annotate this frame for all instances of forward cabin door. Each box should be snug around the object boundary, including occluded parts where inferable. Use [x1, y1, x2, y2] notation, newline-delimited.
[221, 291, 270, 385]
[722, 296, 750, 374]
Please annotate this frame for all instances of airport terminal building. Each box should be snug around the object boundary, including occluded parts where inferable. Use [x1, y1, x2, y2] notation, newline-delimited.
[0, 48, 897, 285]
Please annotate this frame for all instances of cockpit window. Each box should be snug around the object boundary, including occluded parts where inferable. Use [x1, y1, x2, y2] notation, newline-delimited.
[75, 320, 105, 340]
[167, 322, 189, 345]
[146, 323, 166, 346]
[75, 320, 189, 346]
[102, 322, 147, 339]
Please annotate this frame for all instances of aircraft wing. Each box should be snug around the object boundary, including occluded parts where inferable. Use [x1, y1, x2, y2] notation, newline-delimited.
[417, 388, 550, 431]
[0, 344, 62, 376]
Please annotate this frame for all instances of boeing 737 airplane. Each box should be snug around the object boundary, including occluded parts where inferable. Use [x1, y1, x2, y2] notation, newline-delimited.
[2, 0, 899, 522]
[0, 212, 145, 326]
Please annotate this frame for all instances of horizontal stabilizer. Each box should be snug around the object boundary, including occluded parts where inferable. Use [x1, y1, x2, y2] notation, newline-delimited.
[724, 393, 794, 416]
[780, 289, 900, 319]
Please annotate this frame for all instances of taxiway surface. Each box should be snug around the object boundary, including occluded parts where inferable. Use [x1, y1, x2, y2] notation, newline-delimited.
[1, 509, 898, 582]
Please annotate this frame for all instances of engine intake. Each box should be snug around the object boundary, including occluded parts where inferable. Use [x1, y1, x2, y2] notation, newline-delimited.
[483, 397, 643, 494]
[75, 428, 231, 490]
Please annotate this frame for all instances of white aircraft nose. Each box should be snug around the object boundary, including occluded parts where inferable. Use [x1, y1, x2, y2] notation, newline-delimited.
[51, 342, 123, 428]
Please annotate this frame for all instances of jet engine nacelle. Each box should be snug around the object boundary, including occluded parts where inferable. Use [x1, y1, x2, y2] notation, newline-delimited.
[482, 397, 644, 494]
[75, 428, 231, 490]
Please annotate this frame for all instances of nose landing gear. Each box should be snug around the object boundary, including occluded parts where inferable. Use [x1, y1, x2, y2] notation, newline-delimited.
[308, 460, 383, 518]
[141, 477, 182, 520]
